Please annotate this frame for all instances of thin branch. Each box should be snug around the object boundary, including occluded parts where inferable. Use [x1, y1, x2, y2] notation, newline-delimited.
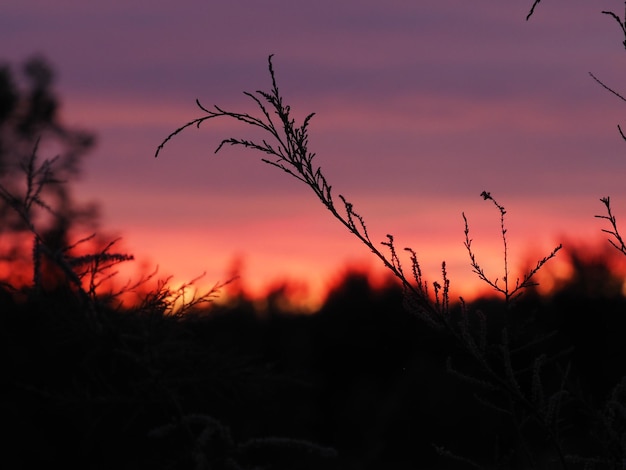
[601, 6, 626, 50]
[464, 191, 561, 306]
[526, 0, 542, 21]
[595, 196, 626, 256]
[589, 72, 626, 103]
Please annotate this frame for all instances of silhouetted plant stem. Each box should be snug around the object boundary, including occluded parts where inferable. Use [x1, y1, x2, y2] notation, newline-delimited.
[464, 191, 562, 307]
[526, 0, 542, 21]
[156, 54, 577, 468]
[157, 55, 441, 321]
[596, 196, 626, 256]
[527, 4, 626, 466]
[601, 5, 626, 51]
[0, 140, 148, 331]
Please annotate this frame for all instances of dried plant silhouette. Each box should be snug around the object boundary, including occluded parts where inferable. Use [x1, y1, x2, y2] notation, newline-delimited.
[529, 2, 626, 143]
[3, 3, 626, 469]
[152, 54, 626, 469]
[0, 56, 97, 265]
[464, 191, 561, 307]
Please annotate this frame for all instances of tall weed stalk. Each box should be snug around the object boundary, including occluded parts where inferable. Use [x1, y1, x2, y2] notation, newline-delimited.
[156, 55, 611, 468]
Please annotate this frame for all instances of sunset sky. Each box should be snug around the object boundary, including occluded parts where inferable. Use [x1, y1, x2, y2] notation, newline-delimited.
[3, 0, 626, 308]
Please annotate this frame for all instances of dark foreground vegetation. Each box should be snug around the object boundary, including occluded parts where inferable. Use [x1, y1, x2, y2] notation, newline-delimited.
[3, 2, 626, 469]
[2, 257, 626, 470]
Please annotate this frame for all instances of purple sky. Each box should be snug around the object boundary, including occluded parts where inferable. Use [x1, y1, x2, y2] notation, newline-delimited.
[3, 0, 626, 306]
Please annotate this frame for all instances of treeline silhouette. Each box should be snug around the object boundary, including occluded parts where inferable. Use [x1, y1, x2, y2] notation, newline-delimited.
[2, 252, 625, 469]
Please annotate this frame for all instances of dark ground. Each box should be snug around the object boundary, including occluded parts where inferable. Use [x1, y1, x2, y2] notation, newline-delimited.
[2, 264, 626, 470]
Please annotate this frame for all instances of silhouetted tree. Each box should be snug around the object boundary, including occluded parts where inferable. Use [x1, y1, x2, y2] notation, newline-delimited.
[0, 55, 99, 287]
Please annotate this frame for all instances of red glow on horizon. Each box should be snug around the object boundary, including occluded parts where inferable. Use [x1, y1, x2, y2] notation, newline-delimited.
[3, 242, 625, 311]
[4, 220, 626, 314]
